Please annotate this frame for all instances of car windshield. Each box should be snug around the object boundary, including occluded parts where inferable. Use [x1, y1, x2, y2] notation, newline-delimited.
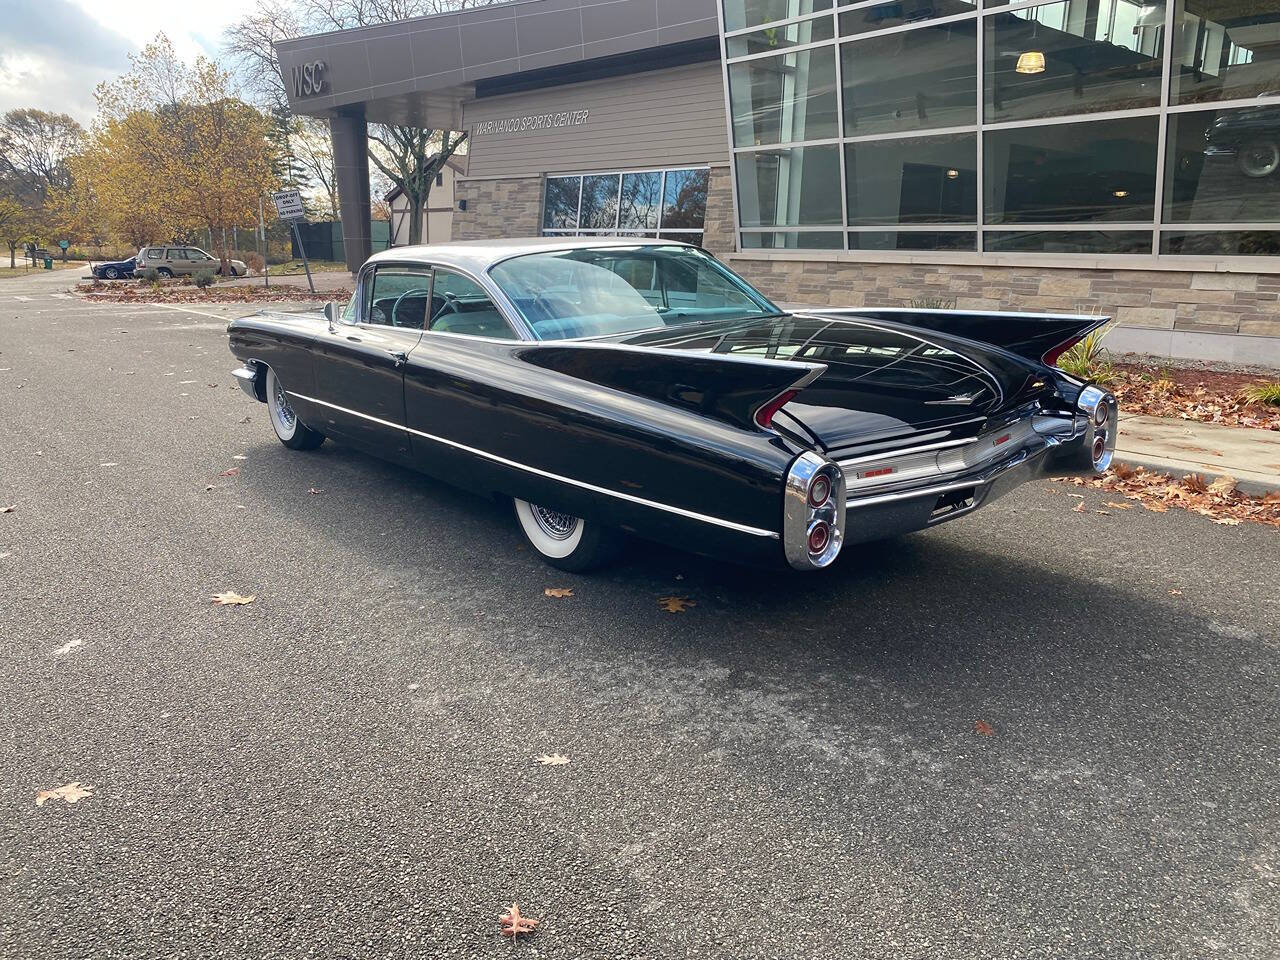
[488, 245, 781, 340]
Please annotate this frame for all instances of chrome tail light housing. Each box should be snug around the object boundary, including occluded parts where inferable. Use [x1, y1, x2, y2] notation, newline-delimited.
[784, 452, 846, 570]
[1076, 384, 1118, 473]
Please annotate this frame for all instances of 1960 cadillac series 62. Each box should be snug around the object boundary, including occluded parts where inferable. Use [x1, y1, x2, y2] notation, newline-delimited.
[228, 238, 1116, 572]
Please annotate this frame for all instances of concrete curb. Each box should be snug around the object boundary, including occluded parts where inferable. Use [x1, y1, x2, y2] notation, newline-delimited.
[1113, 457, 1279, 497]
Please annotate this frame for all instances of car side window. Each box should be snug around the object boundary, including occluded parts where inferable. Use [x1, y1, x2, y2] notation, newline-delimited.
[164, 248, 181, 260]
[428, 270, 518, 340]
[366, 266, 432, 329]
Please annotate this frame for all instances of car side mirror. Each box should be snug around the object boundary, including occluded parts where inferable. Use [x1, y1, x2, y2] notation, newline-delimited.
[323, 301, 341, 328]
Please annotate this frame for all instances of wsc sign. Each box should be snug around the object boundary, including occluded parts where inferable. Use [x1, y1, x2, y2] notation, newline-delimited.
[292, 60, 327, 98]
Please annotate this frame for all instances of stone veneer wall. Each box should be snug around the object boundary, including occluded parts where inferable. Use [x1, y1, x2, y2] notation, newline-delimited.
[453, 176, 544, 241]
[726, 258, 1280, 339]
[701, 164, 735, 257]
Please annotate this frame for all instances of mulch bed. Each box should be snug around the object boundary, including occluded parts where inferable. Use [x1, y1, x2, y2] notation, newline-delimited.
[1110, 362, 1280, 431]
[1054, 464, 1280, 527]
[75, 280, 349, 304]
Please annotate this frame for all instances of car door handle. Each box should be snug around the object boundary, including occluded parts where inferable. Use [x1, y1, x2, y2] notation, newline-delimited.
[388, 350, 408, 368]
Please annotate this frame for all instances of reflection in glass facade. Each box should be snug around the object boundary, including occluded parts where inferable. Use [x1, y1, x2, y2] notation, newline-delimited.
[736, 145, 843, 226]
[543, 168, 708, 238]
[722, 0, 1280, 257]
[729, 46, 839, 146]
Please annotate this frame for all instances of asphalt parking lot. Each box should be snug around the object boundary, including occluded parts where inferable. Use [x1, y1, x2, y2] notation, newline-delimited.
[2, 270, 1278, 959]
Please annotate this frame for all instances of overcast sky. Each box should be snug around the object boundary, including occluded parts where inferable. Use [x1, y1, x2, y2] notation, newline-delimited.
[0, 0, 259, 124]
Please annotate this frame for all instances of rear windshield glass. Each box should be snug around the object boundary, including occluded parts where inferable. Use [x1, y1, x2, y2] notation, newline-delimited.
[488, 245, 779, 341]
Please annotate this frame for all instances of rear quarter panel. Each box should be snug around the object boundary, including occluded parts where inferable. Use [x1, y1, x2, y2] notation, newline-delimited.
[403, 335, 799, 563]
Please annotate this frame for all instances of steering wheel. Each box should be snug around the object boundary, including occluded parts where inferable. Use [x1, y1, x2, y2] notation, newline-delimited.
[391, 287, 431, 329]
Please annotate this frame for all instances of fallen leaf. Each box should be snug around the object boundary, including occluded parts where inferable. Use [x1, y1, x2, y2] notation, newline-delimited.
[544, 588, 573, 598]
[975, 720, 995, 737]
[0, 504, 14, 513]
[1211, 517, 1242, 525]
[1093, 509, 1111, 515]
[1169, 589, 1183, 596]
[220, 467, 240, 477]
[658, 596, 696, 613]
[35, 782, 93, 807]
[1072, 501, 1087, 513]
[99, 462, 118, 467]
[52, 639, 83, 656]
[1208, 475, 1237, 497]
[308, 488, 323, 495]
[1183, 473, 1209, 494]
[500, 903, 539, 939]
[211, 591, 255, 606]
[536, 753, 571, 766]
[233, 455, 247, 461]
[1066, 493, 1085, 499]
[1104, 502, 1133, 510]
[238, 416, 252, 424]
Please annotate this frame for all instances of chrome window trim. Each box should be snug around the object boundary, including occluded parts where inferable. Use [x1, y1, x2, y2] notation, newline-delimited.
[352, 258, 536, 341]
[285, 390, 780, 540]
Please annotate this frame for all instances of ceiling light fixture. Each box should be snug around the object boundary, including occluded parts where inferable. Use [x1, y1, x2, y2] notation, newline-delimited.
[1016, 51, 1046, 74]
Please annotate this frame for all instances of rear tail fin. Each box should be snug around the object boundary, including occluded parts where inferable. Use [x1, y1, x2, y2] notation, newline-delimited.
[517, 342, 825, 432]
[814, 308, 1109, 367]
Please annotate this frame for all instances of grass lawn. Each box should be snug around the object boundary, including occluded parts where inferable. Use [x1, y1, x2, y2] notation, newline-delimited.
[266, 259, 348, 276]
[0, 260, 89, 279]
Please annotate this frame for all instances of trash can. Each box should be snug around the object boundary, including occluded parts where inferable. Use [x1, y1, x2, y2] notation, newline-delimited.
[43, 257, 53, 270]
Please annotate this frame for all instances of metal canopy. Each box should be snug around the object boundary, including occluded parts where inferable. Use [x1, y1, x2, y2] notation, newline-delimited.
[275, 0, 720, 126]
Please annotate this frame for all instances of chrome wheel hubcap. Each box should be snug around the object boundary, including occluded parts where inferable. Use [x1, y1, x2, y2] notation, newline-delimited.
[531, 504, 578, 540]
[273, 378, 296, 430]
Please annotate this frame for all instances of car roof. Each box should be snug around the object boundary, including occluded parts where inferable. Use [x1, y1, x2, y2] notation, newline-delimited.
[365, 236, 692, 273]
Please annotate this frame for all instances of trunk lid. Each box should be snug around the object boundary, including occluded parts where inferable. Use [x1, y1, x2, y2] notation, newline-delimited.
[619, 313, 1055, 457]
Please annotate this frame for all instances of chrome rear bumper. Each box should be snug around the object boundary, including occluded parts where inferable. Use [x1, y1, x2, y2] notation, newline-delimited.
[839, 388, 1116, 545]
[841, 430, 1084, 544]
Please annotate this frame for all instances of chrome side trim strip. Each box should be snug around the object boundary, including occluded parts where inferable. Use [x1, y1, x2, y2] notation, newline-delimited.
[287, 392, 780, 540]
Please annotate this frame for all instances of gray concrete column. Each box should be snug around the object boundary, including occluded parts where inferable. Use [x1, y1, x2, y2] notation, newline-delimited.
[329, 111, 371, 273]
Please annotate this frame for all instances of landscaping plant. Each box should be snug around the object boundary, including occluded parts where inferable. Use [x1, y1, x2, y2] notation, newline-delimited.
[1241, 381, 1280, 407]
[1056, 325, 1116, 385]
[194, 268, 216, 289]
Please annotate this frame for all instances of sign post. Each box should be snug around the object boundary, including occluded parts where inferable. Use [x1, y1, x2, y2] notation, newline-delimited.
[258, 196, 268, 289]
[272, 188, 314, 294]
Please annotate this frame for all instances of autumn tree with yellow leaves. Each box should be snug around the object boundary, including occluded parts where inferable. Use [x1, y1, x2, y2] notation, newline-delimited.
[69, 36, 278, 271]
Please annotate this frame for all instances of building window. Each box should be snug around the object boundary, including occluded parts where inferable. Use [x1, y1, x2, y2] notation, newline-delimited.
[541, 167, 709, 240]
[721, 0, 1280, 259]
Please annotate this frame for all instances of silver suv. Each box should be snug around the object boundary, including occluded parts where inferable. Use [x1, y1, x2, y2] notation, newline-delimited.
[137, 246, 247, 278]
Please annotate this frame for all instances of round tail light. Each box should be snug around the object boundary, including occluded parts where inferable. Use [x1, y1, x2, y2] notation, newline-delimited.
[808, 475, 831, 508]
[1092, 435, 1106, 463]
[808, 522, 831, 555]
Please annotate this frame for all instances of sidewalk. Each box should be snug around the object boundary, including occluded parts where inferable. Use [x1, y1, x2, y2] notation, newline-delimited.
[1115, 413, 1280, 494]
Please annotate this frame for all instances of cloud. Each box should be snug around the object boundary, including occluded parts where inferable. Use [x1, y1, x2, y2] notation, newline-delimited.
[0, 0, 259, 123]
[0, 0, 134, 122]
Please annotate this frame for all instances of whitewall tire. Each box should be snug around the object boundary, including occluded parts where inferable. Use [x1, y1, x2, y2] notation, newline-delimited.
[266, 366, 325, 450]
[513, 498, 621, 572]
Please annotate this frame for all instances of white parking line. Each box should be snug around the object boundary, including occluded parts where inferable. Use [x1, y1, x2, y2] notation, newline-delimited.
[148, 303, 232, 322]
[51, 293, 73, 300]
[13, 295, 32, 301]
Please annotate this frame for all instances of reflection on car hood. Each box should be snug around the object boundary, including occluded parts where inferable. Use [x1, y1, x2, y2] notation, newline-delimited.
[618, 313, 1055, 455]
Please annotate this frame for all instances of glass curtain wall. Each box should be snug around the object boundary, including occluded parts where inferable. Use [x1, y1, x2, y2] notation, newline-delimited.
[722, 0, 1280, 257]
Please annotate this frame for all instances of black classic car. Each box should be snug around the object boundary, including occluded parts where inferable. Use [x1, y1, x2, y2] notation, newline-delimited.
[227, 239, 1116, 572]
[90, 256, 136, 280]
